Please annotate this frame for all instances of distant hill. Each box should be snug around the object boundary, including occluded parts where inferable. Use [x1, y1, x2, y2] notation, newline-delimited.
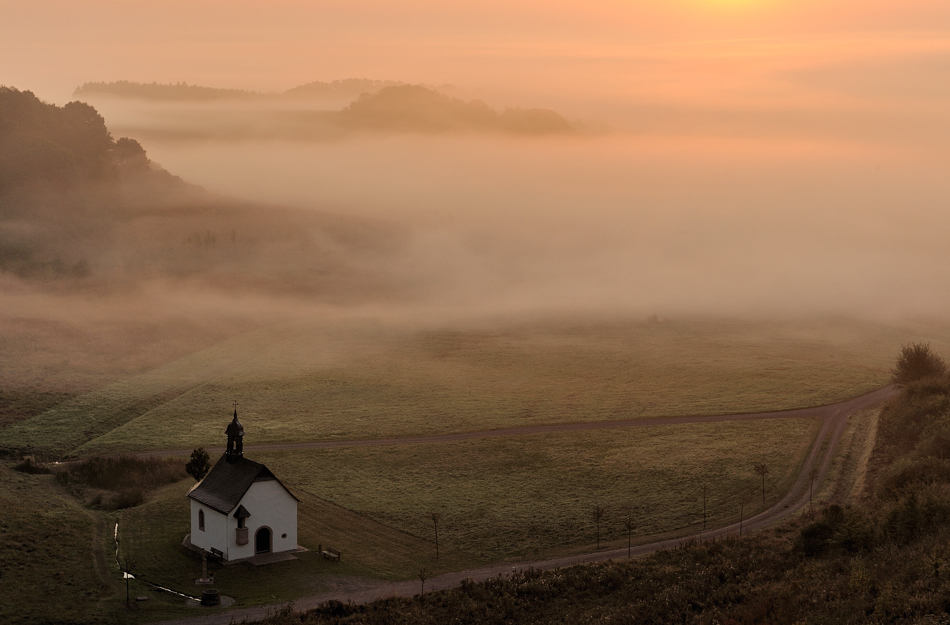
[340, 85, 574, 134]
[282, 79, 405, 99]
[80, 83, 575, 141]
[72, 81, 575, 136]
[74, 80, 266, 101]
[74, 79, 407, 102]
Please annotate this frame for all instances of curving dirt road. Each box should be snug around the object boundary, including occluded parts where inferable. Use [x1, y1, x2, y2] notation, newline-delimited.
[152, 385, 896, 625]
[142, 386, 895, 457]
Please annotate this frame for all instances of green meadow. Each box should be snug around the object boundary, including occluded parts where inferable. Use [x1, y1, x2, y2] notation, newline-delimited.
[1, 315, 945, 622]
[3, 316, 929, 456]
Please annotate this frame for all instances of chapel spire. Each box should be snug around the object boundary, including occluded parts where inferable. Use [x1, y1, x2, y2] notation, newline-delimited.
[225, 407, 245, 462]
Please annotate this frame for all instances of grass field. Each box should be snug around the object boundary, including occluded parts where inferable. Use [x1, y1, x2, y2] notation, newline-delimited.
[3, 316, 939, 456]
[0, 308, 261, 432]
[257, 417, 819, 562]
[114, 415, 818, 614]
[2, 314, 947, 622]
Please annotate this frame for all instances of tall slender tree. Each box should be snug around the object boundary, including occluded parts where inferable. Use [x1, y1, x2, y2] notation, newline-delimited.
[622, 514, 634, 558]
[809, 466, 820, 509]
[739, 502, 745, 537]
[418, 567, 430, 596]
[592, 505, 606, 549]
[701, 483, 708, 531]
[754, 464, 769, 506]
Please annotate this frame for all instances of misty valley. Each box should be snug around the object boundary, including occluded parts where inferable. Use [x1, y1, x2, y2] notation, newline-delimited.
[3, 75, 950, 625]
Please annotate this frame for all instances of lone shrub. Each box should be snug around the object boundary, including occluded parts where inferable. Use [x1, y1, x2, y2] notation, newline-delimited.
[892, 343, 947, 387]
[186, 447, 211, 481]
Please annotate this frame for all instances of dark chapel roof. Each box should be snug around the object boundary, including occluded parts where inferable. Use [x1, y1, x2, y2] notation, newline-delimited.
[187, 454, 299, 515]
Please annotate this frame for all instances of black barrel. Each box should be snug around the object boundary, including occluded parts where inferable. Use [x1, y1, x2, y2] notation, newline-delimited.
[200, 589, 221, 606]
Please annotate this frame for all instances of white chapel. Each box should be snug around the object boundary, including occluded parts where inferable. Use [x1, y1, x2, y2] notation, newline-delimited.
[186, 410, 299, 562]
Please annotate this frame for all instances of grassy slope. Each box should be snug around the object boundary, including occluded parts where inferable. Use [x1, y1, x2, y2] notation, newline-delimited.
[0, 322, 302, 455]
[13, 316, 937, 455]
[0, 464, 116, 625]
[0, 310, 261, 440]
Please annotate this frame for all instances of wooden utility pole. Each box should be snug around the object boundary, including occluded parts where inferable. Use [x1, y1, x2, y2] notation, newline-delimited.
[430, 512, 441, 560]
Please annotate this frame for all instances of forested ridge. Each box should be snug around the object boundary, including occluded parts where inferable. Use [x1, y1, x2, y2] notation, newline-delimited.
[0, 86, 175, 196]
[0, 86, 190, 280]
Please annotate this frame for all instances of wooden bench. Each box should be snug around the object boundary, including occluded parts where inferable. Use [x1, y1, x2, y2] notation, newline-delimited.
[322, 547, 341, 562]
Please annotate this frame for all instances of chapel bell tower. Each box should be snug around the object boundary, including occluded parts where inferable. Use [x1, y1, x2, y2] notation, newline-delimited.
[225, 408, 244, 462]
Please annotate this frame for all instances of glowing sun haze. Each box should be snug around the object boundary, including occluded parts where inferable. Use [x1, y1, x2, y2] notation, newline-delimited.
[3, 0, 950, 103]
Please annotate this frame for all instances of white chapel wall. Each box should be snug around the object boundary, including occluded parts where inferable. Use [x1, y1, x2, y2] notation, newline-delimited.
[189, 500, 229, 555]
[224, 480, 298, 560]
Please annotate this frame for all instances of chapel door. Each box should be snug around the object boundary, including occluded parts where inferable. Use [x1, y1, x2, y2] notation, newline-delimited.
[255, 527, 271, 554]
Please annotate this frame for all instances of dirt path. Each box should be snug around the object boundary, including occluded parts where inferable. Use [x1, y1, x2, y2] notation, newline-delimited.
[151, 385, 896, 625]
[141, 386, 895, 458]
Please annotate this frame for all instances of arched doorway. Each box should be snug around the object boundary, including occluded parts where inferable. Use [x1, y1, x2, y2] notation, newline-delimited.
[255, 527, 271, 554]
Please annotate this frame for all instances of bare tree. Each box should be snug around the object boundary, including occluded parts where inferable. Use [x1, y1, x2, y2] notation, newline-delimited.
[418, 566, 430, 595]
[591, 505, 606, 549]
[701, 483, 708, 531]
[739, 501, 745, 537]
[430, 512, 442, 560]
[622, 514, 634, 558]
[754, 464, 769, 506]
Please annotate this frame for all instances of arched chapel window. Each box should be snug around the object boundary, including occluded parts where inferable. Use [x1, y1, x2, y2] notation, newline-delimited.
[199, 509, 205, 531]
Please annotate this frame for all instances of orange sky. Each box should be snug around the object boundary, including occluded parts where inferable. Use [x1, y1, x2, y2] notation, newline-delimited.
[3, 0, 950, 105]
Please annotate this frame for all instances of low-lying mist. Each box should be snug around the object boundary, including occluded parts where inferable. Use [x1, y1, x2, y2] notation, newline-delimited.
[62, 43, 950, 322]
[5, 43, 950, 413]
[126, 131, 949, 320]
